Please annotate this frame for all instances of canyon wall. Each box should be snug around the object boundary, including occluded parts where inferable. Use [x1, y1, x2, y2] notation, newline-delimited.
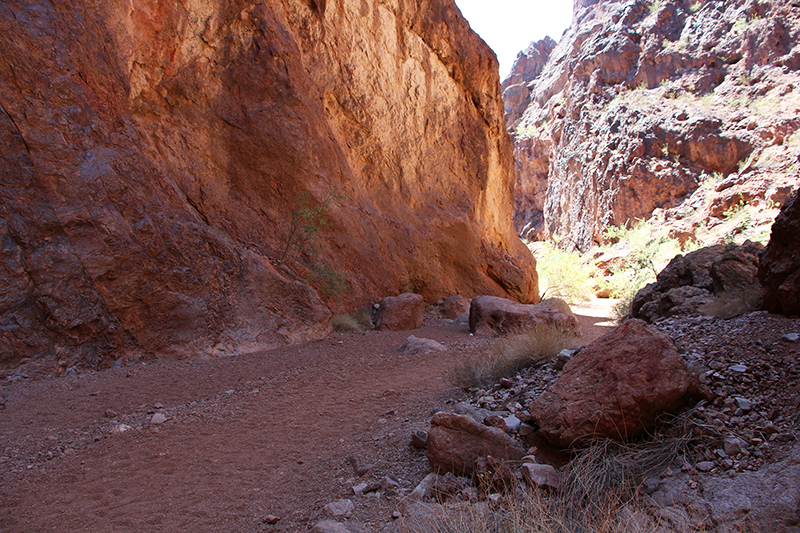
[0, 0, 537, 378]
[506, 0, 800, 249]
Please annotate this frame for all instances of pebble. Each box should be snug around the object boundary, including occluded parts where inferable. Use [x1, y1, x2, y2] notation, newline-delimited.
[696, 461, 715, 472]
[411, 430, 428, 449]
[323, 499, 354, 518]
[729, 364, 748, 372]
[150, 413, 167, 425]
[782, 333, 799, 343]
[263, 515, 280, 525]
[734, 397, 752, 412]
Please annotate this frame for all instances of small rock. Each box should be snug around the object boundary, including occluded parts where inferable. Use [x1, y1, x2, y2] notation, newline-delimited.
[346, 456, 374, 477]
[150, 413, 167, 425]
[499, 378, 514, 388]
[518, 422, 536, 437]
[734, 397, 752, 412]
[553, 349, 574, 371]
[391, 510, 401, 520]
[484, 415, 508, 432]
[729, 364, 748, 373]
[352, 483, 368, 497]
[410, 473, 438, 501]
[323, 499, 354, 518]
[312, 520, 351, 533]
[154, 402, 164, 409]
[411, 430, 428, 449]
[110, 424, 133, 435]
[263, 515, 280, 525]
[397, 335, 445, 355]
[782, 333, 799, 343]
[521, 463, 563, 491]
[502, 414, 521, 432]
[724, 436, 748, 456]
[696, 461, 715, 472]
[104, 409, 118, 419]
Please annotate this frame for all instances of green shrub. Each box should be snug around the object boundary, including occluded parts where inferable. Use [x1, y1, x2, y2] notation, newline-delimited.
[530, 240, 594, 304]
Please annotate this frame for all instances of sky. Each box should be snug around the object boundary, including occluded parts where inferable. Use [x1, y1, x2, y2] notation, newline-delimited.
[454, 0, 574, 81]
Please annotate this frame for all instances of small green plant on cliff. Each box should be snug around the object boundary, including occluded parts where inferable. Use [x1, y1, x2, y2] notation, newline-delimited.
[280, 189, 349, 301]
[649, 0, 662, 14]
[690, 1, 701, 12]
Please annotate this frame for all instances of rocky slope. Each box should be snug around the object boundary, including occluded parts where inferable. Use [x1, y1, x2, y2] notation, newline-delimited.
[505, 0, 800, 250]
[0, 0, 537, 378]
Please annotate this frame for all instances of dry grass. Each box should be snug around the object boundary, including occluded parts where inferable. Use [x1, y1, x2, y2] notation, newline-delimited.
[399, 413, 744, 533]
[451, 323, 578, 389]
[332, 314, 363, 333]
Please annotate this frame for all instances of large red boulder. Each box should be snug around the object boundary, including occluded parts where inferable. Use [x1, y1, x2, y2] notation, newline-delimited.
[529, 319, 692, 448]
[375, 293, 425, 331]
[426, 413, 526, 477]
[469, 295, 578, 336]
[759, 191, 800, 315]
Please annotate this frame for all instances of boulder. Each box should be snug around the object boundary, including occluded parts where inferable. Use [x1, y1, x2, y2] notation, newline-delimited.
[529, 319, 692, 448]
[632, 242, 763, 322]
[521, 463, 563, 491]
[426, 412, 525, 477]
[375, 294, 425, 331]
[759, 191, 800, 315]
[441, 295, 471, 320]
[468, 295, 579, 336]
[397, 336, 445, 355]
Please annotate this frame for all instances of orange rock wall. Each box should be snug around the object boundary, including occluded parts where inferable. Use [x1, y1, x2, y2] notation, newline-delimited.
[0, 0, 537, 375]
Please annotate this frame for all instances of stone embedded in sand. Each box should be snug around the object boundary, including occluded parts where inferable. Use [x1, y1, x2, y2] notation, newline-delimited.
[322, 499, 354, 518]
[468, 295, 579, 336]
[375, 294, 425, 331]
[441, 295, 471, 320]
[426, 412, 525, 477]
[529, 319, 692, 448]
[759, 191, 800, 315]
[397, 336, 445, 355]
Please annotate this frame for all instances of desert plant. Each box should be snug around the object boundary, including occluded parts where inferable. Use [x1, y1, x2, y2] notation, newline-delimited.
[353, 306, 374, 329]
[530, 239, 593, 304]
[332, 314, 363, 333]
[308, 263, 347, 301]
[451, 322, 577, 389]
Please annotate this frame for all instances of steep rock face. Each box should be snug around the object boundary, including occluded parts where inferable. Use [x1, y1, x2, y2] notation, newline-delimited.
[759, 191, 800, 315]
[507, 0, 800, 248]
[0, 0, 537, 377]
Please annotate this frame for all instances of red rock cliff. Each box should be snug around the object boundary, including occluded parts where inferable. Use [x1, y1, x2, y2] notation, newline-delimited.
[507, 0, 800, 249]
[0, 0, 537, 377]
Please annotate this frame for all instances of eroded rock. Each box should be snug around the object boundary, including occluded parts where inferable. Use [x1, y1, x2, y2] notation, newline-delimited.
[469, 295, 579, 336]
[426, 413, 525, 477]
[529, 319, 692, 447]
[759, 191, 800, 315]
[376, 294, 425, 331]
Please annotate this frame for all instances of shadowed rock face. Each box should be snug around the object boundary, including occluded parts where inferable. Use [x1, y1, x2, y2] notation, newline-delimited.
[0, 0, 537, 376]
[506, 0, 800, 248]
[759, 191, 800, 315]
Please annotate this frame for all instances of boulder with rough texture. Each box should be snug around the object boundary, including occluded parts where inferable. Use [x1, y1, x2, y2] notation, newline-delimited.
[441, 295, 471, 320]
[529, 319, 692, 448]
[632, 242, 763, 322]
[759, 191, 800, 315]
[521, 463, 563, 491]
[375, 294, 425, 332]
[469, 295, 579, 336]
[426, 412, 525, 477]
[0, 0, 538, 376]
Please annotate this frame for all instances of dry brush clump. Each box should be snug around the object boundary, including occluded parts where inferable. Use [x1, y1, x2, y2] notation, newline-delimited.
[451, 321, 578, 389]
[401, 412, 746, 533]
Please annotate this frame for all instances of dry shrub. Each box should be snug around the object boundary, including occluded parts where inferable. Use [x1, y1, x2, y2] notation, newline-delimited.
[400, 411, 747, 533]
[354, 306, 375, 329]
[451, 323, 577, 389]
[332, 314, 363, 333]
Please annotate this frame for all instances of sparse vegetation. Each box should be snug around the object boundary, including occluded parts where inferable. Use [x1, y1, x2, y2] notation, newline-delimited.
[402, 413, 736, 533]
[600, 219, 694, 321]
[451, 322, 577, 389]
[332, 314, 363, 333]
[528, 239, 593, 304]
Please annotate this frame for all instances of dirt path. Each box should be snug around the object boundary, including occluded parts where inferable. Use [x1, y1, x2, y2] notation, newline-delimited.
[0, 304, 614, 532]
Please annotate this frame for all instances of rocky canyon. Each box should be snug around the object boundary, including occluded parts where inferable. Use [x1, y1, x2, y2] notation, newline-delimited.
[505, 0, 800, 250]
[0, 0, 537, 377]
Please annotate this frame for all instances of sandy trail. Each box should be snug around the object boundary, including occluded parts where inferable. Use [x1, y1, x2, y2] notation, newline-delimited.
[0, 302, 614, 532]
